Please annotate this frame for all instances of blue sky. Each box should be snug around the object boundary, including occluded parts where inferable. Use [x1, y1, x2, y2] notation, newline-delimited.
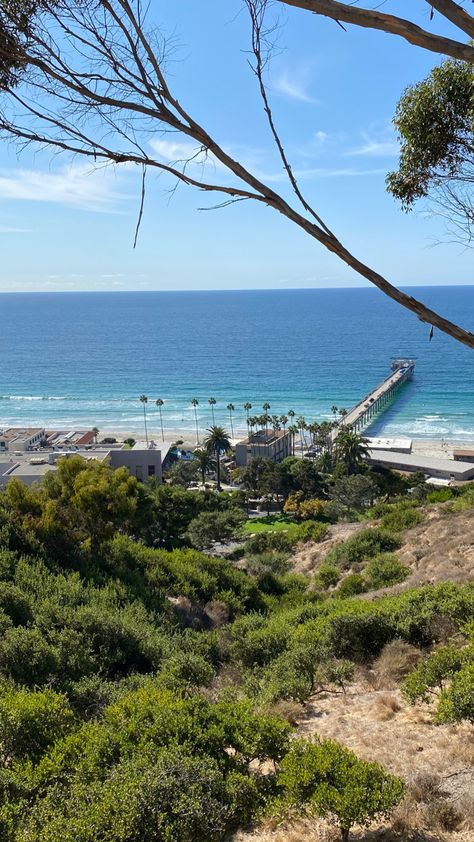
[0, 1, 472, 293]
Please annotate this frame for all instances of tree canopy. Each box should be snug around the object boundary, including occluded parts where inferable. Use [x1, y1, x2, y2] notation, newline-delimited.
[387, 57, 474, 244]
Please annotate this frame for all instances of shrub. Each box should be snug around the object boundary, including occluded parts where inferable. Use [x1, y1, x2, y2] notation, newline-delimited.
[364, 553, 409, 589]
[0, 627, 60, 686]
[19, 747, 261, 842]
[315, 561, 340, 590]
[278, 737, 405, 841]
[337, 574, 367, 598]
[426, 488, 456, 504]
[0, 687, 73, 762]
[325, 528, 400, 570]
[436, 662, 474, 724]
[287, 520, 328, 545]
[0, 583, 33, 626]
[243, 532, 293, 556]
[187, 509, 245, 549]
[380, 505, 423, 532]
[402, 644, 468, 704]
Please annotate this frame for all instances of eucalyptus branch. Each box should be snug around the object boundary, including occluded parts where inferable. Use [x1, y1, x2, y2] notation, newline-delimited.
[275, 0, 474, 63]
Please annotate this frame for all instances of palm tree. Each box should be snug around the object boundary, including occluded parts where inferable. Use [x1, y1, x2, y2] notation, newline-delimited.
[280, 415, 288, 434]
[193, 448, 217, 486]
[191, 398, 200, 444]
[92, 426, 99, 444]
[288, 424, 298, 456]
[288, 409, 295, 428]
[243, 402, 252, 424]
[338, 407, 348, 425]
[226, 403, 235, 438]
[249, 415, 258, 436]
[297, 415, 307, 449]
[271, 414, 281, 432]
[331, 404, 339, 422]
[334, 428, 369, 474]
[155, 398, 165, 441]
[208, 397, 217, 424]
[139, 394, 149, 446]
[203, 425, 231, 491]
[262, 403, 271, 437]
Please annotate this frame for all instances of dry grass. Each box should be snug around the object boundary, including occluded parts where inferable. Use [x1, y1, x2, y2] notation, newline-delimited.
[378, 507, 474, 591]
[289, 506, 474, 590]
[291, 522, 366, 576]
[371, 641, 422, 689]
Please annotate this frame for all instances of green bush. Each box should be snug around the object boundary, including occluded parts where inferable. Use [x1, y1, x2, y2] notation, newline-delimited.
[380, 505, 423, 532]
[402, 644, 470, 704]
[278, 737, 405, 841]
[437, 663, 474, 724]
[337, 574, 367, 598]
[426, 488, 456, 504]
[315, 561, 340, 590]
[287, 520, 328, 545]
[364, 553, 409, 589]
[243, 531, 293, 556]
[0, 687, 73, 761]
[0, 627, 60, 686]
[325, 528, 400, 570]
[19, 747, 260, 842]
[187, 509, 245, 550]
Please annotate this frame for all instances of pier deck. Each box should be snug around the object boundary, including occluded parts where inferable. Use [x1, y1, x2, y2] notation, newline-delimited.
[336, 358, 415, 437]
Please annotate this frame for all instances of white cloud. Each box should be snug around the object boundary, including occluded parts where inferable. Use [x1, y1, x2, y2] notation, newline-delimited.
[263, 166, 385, 183]
[349, 140, 399, 157]
[149, 138, 227, 172]
[0, 163, 126, 211]
[315, 131, 328, 144]
[272, 68, 318, 103]
[0, 226, 31, 233]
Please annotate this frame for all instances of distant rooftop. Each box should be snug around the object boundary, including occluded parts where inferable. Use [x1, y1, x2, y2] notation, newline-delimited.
[239, 429, 288, 446]
[368, 449, 474, 481]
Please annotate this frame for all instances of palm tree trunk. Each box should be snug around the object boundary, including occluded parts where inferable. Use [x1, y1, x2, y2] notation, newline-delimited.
[143, 405, 148, 446]
[340, 827, 350, 842]
[159, 408, 164, 441]
[194, 409, 199, 445]
[216, 447, 221, 491]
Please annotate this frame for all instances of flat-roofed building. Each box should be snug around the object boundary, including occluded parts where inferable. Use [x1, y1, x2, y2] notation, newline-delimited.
[235, 429, 292, 468]
[108, 442, 173, 483]
[0, 428, 45, 452]
[453, 449, 474, 464]
[367, 449, 474, 481]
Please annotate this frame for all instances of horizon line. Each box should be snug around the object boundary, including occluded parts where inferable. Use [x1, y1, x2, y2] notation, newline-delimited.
[1, 282, 474, 295]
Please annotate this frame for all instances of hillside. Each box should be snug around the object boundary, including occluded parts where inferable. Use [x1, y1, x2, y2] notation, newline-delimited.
[291, 505, 474, 589]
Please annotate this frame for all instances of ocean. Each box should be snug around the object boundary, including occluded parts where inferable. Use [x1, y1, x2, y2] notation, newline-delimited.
[1, 286, 473, 440]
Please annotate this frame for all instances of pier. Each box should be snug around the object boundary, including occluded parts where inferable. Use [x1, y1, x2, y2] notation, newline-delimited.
[336, 358, 415, 436]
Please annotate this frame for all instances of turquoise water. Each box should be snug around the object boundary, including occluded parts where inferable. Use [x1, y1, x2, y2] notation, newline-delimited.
[0, 287, 473, 439]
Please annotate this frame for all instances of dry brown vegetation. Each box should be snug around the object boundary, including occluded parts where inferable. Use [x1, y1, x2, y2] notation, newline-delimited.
[234, 503, 474, 842]
[234, 680, 474, 842]
[291, 506, 474, 590]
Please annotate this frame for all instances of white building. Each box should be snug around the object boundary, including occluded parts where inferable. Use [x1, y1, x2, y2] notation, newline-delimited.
[0, 428, 45, 452]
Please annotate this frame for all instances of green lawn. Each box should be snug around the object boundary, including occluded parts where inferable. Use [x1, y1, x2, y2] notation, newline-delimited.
[242, 514, 296, 534]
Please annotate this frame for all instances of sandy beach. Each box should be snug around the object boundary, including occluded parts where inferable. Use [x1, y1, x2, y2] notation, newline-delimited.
[103, 428, 474, 459]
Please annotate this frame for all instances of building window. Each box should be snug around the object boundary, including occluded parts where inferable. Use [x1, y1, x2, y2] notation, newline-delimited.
[148, 464, 155, 477]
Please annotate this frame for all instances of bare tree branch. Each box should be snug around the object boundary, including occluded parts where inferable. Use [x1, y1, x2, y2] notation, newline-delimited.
[428, 1, 474, 39]
[275, 0, 474, 63]
[1, 0, 474, 349]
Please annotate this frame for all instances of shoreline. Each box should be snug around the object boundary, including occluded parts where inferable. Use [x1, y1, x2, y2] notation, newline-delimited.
[99, 429, 474, 459]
